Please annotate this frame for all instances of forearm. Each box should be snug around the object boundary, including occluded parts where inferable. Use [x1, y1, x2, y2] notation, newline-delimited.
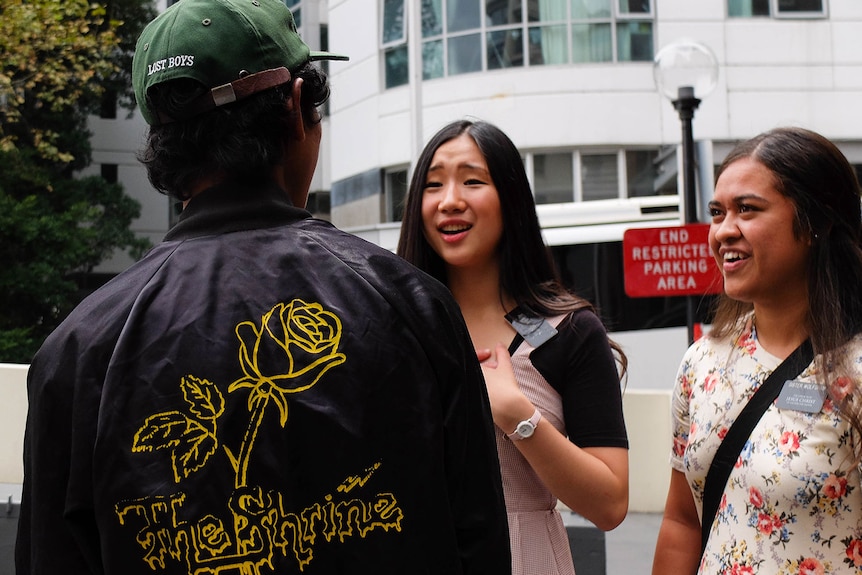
[511, 421, 628, 530]
[484, 349, 628, 530]
[652, 469, 702, 575]
[652, 516, 702, 575]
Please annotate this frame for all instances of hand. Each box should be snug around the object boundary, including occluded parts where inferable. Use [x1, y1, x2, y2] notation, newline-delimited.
[479, 342, 535, 432]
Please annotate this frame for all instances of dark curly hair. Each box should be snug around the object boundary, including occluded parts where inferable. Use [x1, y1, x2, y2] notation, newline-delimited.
[138, 63, 329, 200]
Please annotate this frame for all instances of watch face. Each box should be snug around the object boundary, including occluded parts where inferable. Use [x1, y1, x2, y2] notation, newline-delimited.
[516, 421, 535, 438]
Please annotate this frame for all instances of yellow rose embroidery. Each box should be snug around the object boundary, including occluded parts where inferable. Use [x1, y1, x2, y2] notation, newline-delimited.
[132, 300, 346, 487]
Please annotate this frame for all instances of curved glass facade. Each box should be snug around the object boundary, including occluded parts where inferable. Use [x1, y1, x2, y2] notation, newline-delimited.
[382, 0, 654, 88]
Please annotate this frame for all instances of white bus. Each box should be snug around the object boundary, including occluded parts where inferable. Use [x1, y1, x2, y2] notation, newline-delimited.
[347, 194, 717, 391]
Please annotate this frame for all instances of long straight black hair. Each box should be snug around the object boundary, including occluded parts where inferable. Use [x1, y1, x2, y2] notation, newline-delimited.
[397, 119, 627, 376]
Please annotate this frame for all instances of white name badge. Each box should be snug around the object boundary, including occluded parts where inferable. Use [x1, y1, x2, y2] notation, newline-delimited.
[506, 312, 558, 348]
[776, 380, 825, 413]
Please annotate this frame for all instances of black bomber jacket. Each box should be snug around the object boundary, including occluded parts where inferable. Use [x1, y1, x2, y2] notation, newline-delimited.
[16, 184, 511, 575]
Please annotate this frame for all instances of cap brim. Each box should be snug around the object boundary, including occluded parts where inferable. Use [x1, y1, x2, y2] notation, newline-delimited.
[309, 50, 349, 62]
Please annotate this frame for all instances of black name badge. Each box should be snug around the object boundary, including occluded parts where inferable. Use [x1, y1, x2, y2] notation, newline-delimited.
[776, 380, 825, 413]
[506, 312, 558, 348]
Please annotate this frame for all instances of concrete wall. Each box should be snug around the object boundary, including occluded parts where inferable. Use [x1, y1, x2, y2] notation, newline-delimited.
[0, 363, 671, 513]
[624, 390, 672, 513]
[0, 365, 27, 486]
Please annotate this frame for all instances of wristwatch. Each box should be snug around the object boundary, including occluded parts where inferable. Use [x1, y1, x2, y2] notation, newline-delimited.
[506, 408, 542, 441]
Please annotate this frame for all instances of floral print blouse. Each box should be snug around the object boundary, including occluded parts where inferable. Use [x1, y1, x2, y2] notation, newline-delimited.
[671, 319, 862, 574]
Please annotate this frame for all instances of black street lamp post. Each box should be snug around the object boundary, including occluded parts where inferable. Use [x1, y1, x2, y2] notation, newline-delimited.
[674, 85, 701, 344]
[654, 39, 719, 345]
[673, 86, 701, 227]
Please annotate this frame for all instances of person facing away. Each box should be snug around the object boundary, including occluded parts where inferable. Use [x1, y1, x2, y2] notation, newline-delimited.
[397, 119, 629, 575]
[652, 126, 862, 574]
[14, 2, 511, 573]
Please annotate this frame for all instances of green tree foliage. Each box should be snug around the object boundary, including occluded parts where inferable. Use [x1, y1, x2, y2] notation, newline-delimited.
[0, 0, 156, 362]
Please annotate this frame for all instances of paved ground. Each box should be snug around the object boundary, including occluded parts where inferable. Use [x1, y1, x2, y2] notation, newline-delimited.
[604, 512, 663, 575]
[565, 510, 662, 575]
[0, 503, 16, 575]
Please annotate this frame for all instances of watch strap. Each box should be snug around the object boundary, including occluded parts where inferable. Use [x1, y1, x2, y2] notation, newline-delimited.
[506, 407, 542, 441]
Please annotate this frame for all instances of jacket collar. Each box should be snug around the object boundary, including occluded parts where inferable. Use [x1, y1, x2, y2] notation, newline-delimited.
[164, 183, 311, 242]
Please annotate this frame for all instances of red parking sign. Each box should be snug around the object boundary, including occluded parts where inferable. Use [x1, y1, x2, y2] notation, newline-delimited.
[622, 224, 724, 298]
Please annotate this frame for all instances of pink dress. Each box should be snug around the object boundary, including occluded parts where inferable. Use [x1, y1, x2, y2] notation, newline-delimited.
[496, 310, 628, 574]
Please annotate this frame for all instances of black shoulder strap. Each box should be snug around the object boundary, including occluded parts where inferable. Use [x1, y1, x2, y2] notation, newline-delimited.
[700, 339, 814, 554]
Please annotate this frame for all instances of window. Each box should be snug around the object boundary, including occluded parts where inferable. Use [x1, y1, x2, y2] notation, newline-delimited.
[571, 0, 654, 64]
[728, 0, 770, 15]
[382, 0, 654, 88]
[100, 90, 117, 119]
[101, 164, 118, 184]
[531, 148, 677, 204]
[728, 0, 826, 17]
[382, 0, 406, 44]
[533, 153, 573, 204]
[306, 191, 331, 218]
[581, 153, 619, 201]
[382, 0, 409, 88]
[774, 0, 825, 16]
[627, 147, 678, 197]
[285, 0, 301, 26]
[384, 168, 409, 222]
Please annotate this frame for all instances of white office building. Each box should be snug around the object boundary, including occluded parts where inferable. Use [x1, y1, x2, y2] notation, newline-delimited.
[88, 0, 862, 389]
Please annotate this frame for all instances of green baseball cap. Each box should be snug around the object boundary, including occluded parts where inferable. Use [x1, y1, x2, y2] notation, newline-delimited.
[132, 0, 348, 125]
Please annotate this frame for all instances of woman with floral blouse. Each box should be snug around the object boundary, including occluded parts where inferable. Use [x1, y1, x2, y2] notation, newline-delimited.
[652, 127, 862, 574]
